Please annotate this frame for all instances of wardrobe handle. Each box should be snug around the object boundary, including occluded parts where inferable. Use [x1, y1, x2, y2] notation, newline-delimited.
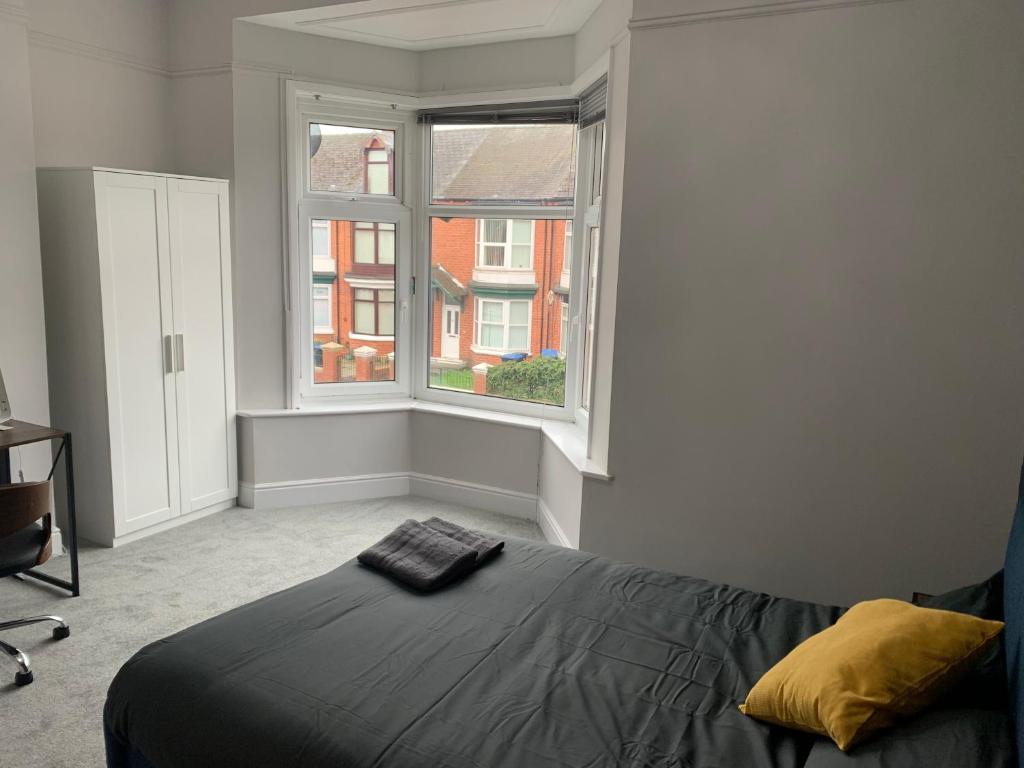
[175, 334, 185, 372]
[164, 335, 174, 374]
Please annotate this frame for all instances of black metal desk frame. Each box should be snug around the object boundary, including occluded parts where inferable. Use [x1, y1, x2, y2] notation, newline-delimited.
[0, 421, 80, 597]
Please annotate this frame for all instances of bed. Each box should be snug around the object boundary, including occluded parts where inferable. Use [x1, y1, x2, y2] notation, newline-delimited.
[105, 483, 1024, 767]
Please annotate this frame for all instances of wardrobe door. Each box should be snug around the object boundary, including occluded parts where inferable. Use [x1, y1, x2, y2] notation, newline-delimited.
[93, 172, 181, 535]
[167, 178, 237, 513]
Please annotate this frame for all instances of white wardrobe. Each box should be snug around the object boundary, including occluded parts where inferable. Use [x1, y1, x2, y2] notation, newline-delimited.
[37, 168, 237, 547]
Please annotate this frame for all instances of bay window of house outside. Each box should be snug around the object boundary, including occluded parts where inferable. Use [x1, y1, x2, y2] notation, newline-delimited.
[292, 90, 607, 420]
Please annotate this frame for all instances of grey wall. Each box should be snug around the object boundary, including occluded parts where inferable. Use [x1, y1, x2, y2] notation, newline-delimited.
[411, 412, 540, 495]
[538, 436, 582, 546]
[580, 0, 1024, 605]
[0, 2, 51, 479]
[26, 0, 173, 172]
[240, 410, 541, 497]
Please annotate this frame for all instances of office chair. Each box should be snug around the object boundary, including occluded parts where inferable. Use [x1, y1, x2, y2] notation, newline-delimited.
[0, 480, 70, 686]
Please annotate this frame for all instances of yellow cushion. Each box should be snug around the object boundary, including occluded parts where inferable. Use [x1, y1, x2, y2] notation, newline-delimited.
[738, 598, 1003, 751]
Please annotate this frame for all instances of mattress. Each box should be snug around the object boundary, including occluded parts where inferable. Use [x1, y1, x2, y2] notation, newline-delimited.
[103, 537, 1009, 767]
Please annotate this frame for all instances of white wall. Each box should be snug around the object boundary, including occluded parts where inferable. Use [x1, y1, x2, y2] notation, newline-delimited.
[0, 1, 51, 479]
[239, 410, 542, 518]
[574, 0, 630, 78]
[538, 436, 582, 547]
[419, 35, 574, 95]
[580, 0, 1024, 605]
[26, 0, 173, 172]
[411, 412, 539, 496]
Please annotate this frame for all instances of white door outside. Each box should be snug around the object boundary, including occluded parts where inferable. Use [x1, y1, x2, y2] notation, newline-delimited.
[442, 306, 461, 359]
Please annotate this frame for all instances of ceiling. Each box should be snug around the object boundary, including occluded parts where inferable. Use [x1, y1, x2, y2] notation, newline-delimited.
[242, 0, 603, 52]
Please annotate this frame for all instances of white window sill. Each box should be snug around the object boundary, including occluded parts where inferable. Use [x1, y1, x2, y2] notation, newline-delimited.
[238, 399, 611, 480]
[470, 345, 529, 356]
[350, 333, 394, 342]
[540, 419, 612, 481]
[314, 327, 335, 335]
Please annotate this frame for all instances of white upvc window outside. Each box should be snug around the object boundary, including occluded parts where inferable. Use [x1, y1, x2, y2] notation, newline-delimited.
[472, 298, 531, 354]
[476, 219, 534, 270]
[313, 284, 333, 333]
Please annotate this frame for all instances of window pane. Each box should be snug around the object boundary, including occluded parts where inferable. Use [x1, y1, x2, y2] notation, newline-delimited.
[309, 123, 395, 195]
[310, 218, 396, 385]
[481, 301, 503, 323]
[581, 226, 600, 410]
[509, 301, 528, 325]
[313, 286, 331, 330]
[432, 124, 577, 205]
[429, 216, 567, 406]
[367, 163, 389, 195]
[353, 301, 375, 335]
[510, 245, 531, 269]
[367, 149, 388, 163]
[559, 302, 569, 354]
[481, 323, 504, 348]
[378, 224, 395, 265]
[481, 219, 506, 243]
[354, 226, 375, 264]
[511, 220, 532, 244]
[378, 299, 395, 336]
[481, 246, 505, 267]
[312, 222, 331, 257]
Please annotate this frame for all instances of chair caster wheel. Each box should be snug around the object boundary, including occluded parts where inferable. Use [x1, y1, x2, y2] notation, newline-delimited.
[15, 671, 33, 686]
[53, 626, 70, 641]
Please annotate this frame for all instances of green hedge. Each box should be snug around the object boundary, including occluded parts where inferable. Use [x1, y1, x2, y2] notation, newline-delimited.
[486, 356, 565, 405]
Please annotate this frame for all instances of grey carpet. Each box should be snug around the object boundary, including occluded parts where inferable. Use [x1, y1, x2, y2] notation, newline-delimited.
[0, 497, 543, 768]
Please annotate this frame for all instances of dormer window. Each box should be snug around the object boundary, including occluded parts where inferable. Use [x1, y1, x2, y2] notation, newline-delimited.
[365, 139, 392, 195]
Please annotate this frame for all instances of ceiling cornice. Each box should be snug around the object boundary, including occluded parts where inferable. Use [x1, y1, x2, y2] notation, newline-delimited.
[629, 0, 912, 30]
[0, 0, 29, 27]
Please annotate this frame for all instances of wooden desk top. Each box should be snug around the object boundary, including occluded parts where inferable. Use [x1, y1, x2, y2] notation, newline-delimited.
[0, 420, 67, 450]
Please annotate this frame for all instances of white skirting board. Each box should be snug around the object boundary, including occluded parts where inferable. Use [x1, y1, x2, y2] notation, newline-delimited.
[239, 472, 576, 549]
[537, 498, 573, 548]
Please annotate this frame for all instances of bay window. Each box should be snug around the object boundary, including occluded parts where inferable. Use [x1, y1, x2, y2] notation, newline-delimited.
[473, 298, 530, 353]
[289, 81, 608, 421]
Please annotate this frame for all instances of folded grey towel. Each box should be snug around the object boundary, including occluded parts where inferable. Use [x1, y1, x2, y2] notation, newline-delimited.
[422, 517, 504, 564]
[357, 519, 478, 592]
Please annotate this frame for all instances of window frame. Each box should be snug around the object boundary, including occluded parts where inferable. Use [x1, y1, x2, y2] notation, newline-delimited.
[287, 80, 608, 423]
[573, 120, 606, 427]
[287, 87, 415, 406]
[475, 219, 535, 271]
[415, 123, 579, 420]
[471, 297, 532, 355]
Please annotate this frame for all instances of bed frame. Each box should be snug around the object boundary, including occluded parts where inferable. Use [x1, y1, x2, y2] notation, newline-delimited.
[1003, 457, 1024, 768]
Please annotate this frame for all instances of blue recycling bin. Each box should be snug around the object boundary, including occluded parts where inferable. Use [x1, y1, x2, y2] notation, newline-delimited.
[541, 349, 559, 358]
[500, 352, 528, 362]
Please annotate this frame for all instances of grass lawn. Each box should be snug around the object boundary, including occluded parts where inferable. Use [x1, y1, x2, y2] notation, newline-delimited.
[430, 367, 473, 391]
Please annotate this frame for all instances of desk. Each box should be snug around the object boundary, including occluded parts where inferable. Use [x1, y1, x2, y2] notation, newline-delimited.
[0, 421, 80, 596]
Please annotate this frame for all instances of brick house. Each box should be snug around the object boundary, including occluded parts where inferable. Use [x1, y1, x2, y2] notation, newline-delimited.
[310, 125, 573, 385]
